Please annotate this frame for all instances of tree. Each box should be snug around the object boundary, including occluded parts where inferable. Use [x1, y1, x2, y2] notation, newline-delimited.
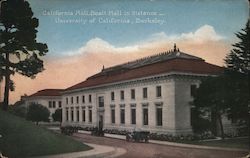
[225, 20, 250, 75]
[224, 20, 250, 141]
[191, 75, 231, 138]
[0, 0, 48, 110]
[11, 99, 27, 118]
[26, 103, 50, 125]
[52, 108, 62, 123]
[224, 20, 250, 122]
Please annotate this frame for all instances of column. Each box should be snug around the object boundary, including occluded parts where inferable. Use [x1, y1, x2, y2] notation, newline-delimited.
[73, 107, 77, 122]
[62, 107, 66, 123]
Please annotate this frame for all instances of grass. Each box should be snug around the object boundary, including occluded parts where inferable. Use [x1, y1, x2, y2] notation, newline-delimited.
[178, 137, 250, 150]
[0, 110, 92, 158]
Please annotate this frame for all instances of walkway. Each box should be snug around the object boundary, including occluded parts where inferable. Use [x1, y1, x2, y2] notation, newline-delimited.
[74, 132, 248, 158]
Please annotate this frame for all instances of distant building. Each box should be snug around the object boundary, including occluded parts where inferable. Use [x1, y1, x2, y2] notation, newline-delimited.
[61, 46, 223, 135]
[24, 89, 63, 121]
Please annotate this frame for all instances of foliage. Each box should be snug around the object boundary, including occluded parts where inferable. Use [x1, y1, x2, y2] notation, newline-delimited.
[52, 108, 62, 122]
[12, 105, 27, 118]
[224, 20, 250, 125]
[224, 71, 249, 124]
[26, 103, 50, 125]
[60, 126, 78, 135]
[191, 107, 211, 134]
[9, 99, 27, 118]
[0, 0, 48, 110]
[0, 109, 91, 158]
[225, 20, 250, 75]
[191, 20, 250, 138]
[191, 75, 230, 137]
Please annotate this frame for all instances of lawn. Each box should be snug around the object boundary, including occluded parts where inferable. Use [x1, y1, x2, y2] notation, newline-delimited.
[0, 110, 92, 158]
[179, 137, 250, 150]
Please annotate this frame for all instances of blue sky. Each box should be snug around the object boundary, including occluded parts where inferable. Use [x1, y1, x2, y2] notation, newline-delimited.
[28, 0, 249, 56]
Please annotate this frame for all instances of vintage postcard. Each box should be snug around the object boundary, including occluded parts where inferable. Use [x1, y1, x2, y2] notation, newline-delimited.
[0, 0, 249, 158]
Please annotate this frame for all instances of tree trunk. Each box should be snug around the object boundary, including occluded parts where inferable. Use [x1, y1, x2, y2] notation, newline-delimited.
[211, 110, 217, 136]
[211, 109, 224, 139]
[218, 113, 225, 139]
[2, 53, 10, 111]
[36, 122, 39, 125]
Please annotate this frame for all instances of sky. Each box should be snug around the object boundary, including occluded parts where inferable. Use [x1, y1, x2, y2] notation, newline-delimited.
[2, 0, 249, 104]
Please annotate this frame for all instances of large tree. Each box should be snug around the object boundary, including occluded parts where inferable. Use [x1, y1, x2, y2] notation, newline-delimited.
[224, 20, 250, 137]
[26, 103, 50, 125]
[192, 20, 250, 138]
[192, 75, 230, 138]
[225, 20, 250, 75]
[0, 0, 48, 110]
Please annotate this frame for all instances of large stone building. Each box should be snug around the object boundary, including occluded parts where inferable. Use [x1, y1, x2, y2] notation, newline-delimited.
[24, 89, 63, 120]
[61, 46, 223, 135]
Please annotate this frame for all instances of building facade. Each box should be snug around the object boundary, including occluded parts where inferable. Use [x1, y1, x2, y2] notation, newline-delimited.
[61, 47, 223, 135]
[24, 89, 63, 121]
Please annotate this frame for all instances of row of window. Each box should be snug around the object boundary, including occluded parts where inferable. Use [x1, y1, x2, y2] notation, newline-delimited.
[66, 108, 92, 123]
[65, 105, 163, 126]
[48, 101, 62, 108]
[66, 86, 162, 105]
[111, 86, 162, 101]
[66, 94, 92, 105]
[111, 106, 162, 126]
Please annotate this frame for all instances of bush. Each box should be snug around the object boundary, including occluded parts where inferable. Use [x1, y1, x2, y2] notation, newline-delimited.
[60, 126, 78, 135]
[52, 109, 62, 122]
[149, 132, 215, 142]
[26, 103, 50, 125]
[12, 106, 27, 118]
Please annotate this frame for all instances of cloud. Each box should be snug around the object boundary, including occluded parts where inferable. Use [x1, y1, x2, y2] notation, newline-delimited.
[65, 24, 224, 56]
[9, 24, 231, 104]
[180, 25, 224, 42]
[66, 37, 139, 55]
[149, 25, 224, 43]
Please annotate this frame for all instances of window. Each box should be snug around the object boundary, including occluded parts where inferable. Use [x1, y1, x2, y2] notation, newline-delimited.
[120, 90, 124, 100]
[89, 109, 92, 123]
[77, 108, 79, 122]
[66, 109, 69, 121]
[120, 109, 125, 124]
[191, 85, 197, 97]
[48, 101, 52, 108]
[66, 98, 68, 104]
[76, 96, 79, 104]
[82, 109, 85, 122]
[156, 107, 162, 126]
[58, 101, 62, 108]
[131, 108, 136, 124]
[143, 88, 148, 99]
[156, 86, 162, 97]
[98, 96, 104, 107]
[71, 97, 73, 104]
[143, 108, 148, 125]
[89, 94, 92, 103]
[52, 101, 56, 108]
[111, 109, 115, 124]
[82, 95, 85, 103]
[131, 89, 135, 100]
[71, 108, 74, 121]
[111, 92, 115, 101]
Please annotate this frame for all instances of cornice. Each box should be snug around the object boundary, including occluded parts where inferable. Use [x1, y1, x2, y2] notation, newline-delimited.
[63, 72, 213, 95]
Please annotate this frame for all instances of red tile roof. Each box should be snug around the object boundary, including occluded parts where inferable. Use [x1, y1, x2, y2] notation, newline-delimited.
[66, 51, 223, 91]
[28, 89, 63, 98]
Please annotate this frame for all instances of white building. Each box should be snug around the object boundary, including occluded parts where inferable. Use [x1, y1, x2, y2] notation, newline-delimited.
[61, 46, 223, 135]
[24, 89, 63, 121]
